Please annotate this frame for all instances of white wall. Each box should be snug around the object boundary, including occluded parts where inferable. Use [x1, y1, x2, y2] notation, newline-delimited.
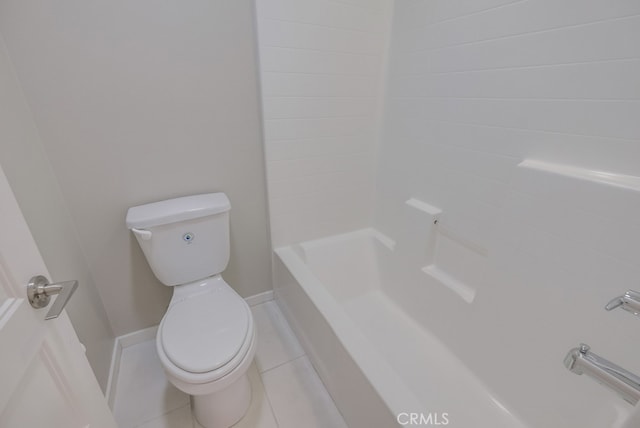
[255, 0, 393, 247]
[0, 0, 272, 336]
[0, 35, 114, 391]
[376, 1, 640, 426]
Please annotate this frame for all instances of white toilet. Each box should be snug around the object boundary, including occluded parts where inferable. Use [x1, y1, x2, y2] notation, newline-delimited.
[126, 192, 257, 428]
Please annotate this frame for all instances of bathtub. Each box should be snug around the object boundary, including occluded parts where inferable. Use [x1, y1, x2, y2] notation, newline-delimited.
[273, 228, 529, 428]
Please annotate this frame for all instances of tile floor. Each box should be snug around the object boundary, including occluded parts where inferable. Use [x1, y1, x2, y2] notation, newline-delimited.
[112, 300, 348, 428]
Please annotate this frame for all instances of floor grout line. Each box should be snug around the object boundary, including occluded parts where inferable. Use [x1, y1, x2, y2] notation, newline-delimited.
[257, 372, 281, 428]
[132, 403, 191, 428]
[259, 354, 308, 376]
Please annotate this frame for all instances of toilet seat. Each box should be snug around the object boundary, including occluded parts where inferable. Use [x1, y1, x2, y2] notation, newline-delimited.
[160, 291, 249, 374]
[156, 277, 256, 390]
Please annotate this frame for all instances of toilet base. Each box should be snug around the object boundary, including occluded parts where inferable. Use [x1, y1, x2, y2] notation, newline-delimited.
[193, 372, 252, 428]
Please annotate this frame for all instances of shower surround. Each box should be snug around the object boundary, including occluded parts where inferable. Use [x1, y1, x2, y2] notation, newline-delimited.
[256, 1, 640, 427]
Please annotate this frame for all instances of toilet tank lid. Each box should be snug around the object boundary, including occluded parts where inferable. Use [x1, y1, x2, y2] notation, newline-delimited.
[126, 192, 230, 229]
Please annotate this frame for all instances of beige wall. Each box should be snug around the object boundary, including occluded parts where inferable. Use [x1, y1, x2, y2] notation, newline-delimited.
[0, 35, 114, 391]
[0, 0, 272, 336]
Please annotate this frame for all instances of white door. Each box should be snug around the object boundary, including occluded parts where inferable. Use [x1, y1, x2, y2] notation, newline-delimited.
[0, 164, 117, 428]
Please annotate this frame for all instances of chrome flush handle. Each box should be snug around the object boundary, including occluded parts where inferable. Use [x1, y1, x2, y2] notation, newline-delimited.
[605, 290, 640, 316]
[27, 275, 78, 320]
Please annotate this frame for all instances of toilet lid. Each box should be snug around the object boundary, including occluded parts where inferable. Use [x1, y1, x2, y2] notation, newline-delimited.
[160, 291, 249, 374]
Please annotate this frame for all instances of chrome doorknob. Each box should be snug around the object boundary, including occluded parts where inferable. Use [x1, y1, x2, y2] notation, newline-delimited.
[27, 275, 78, 320]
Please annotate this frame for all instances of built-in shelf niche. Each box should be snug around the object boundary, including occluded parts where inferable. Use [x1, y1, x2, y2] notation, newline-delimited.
[401, 197, 483, 304]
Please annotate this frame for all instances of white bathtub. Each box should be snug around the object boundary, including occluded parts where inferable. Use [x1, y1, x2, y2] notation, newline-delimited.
[273, 228, 529, 428]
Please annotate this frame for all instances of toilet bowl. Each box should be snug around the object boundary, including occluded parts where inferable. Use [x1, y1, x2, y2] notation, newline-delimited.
[157, 276, 257, 427]
[126, 193, 257, 428]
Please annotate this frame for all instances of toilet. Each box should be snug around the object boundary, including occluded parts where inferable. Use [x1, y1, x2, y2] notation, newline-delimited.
[126, 192, 256, 428]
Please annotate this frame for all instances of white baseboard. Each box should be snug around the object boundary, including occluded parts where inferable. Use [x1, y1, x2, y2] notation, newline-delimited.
[245, 290, 274, 307]
[104, 290, 273, 408]
[105, 325, 158, 409]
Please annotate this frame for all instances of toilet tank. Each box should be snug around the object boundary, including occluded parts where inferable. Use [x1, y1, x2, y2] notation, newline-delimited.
[126, 193, 231, 286]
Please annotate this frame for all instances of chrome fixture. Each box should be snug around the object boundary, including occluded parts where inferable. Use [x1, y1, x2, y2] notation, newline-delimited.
[27, 275, 78, 320]
[564, 344, 640, 405]
[605, 290, 640, 316]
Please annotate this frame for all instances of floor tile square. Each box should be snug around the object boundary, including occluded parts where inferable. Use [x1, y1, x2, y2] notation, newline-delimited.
[136, 405, 193, 428]
[113, 340, 189, 428]
[261, 356, 347, 428]
[251, 301, 305, 373]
